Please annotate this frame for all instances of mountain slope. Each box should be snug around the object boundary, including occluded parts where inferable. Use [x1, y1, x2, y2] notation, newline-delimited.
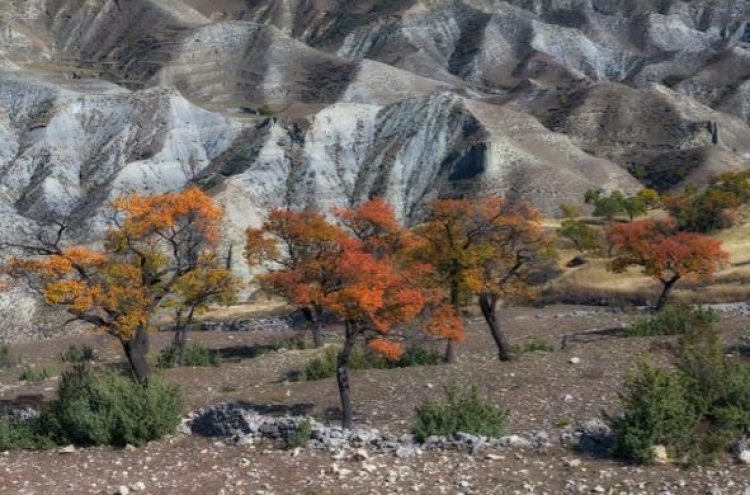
[1, 0, 750, 336]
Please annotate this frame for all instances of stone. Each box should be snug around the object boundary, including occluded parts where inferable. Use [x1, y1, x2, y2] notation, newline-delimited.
[350, 449, 369, 462]
[576, 419, 614, 455]
[498, 435, 531, 448]
[130, 482, 146, 492]
[653, 444, 669, 464]
[569, 357, 581, 365]
[59, 445, 76, 454]
[395, 446, 418, 458]
[565, 458, 582, 468]
[734, 438, 750, 464]
[116, 486, 130, 495]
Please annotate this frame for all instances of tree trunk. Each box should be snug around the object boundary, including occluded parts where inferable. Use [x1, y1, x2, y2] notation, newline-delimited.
[122, 325, 151, 383]
[479, 293, 513, 361]
[175, 307, 195, 366]
[655, 276, 679, 312]
[301, 307, 324, 348]
[337, 320, 357, 429]
[444, 276, 460, 364]
[444, 340, 456, 364]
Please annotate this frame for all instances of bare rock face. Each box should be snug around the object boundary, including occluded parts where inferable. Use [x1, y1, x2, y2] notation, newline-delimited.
[1, 0, 750, 338]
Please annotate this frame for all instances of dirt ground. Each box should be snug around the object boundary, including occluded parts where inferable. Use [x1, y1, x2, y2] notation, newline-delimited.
[1, 305, 750, 494]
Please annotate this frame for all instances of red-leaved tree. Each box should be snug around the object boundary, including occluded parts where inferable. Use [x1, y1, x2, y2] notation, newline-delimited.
[607, 218, 730, 311]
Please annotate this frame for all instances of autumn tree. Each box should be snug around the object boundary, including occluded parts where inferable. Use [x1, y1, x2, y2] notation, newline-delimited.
[663, 172, 750, 233]
[1, 187, 235, 382]
[170, 263, 237, 366]
[607, 218, 729, 311]
[245, 208, 347, 348]
[413, 198, 555, 361]
[329, 199, 463, 428]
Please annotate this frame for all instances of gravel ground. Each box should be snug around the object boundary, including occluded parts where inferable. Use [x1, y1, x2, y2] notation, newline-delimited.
[1, 305, 750, 494]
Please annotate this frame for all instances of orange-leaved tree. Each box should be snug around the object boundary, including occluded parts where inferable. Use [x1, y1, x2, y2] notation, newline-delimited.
[412, 198, 555, 361]
[1, 187, 236, 382]
[329, 199, 462, 428]
[245, 208, 347, 348]
[607, 218, 729, 311]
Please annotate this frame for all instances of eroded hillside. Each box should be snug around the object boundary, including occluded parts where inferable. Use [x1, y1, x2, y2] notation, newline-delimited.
[1, 0, 750, 335]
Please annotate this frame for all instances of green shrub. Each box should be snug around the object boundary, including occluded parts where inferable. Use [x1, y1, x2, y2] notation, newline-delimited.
[611, 360, 697, 464]
[301, 346, 338, 381]
[60, 345, 96, 363]
[513, 337, 555, 354]
[396, 347, 445, 367]
[412, 386, 509, 442]
[285, 417, 312, 449]
[157, 343, 221, 369]
[300, 345, 444, 381]
[18, 367, 52, 383]
[625, 304, 718, 337]
[0, 417, 51, 451]
[41, 365, 184, 447]
[612, 324, 750, 464]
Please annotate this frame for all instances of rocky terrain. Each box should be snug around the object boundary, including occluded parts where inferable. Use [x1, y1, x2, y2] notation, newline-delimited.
[2, 0, 750, 332]
[2, 305, 750, 494]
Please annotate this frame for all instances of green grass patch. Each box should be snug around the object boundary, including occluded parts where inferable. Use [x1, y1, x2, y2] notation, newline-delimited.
[513, 337, 556, 353]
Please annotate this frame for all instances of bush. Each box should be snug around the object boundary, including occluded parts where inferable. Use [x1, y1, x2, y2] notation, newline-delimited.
[300, 346, 338, 381]
[612, 324, 750, 464]
[412, 386, 509, 442]
[18, 367, 52, 383]
[157, 343, 221, 369]
[0, 417, 51, 451]
[300, 345, 444, 381]
[60, 345, 96, 363]
[611, 361, 697, 464]
[40, 365, 184, 447]
[285, 417, 312, 449]
[513, 337, 555, 353]
[625, 304, 718, 337]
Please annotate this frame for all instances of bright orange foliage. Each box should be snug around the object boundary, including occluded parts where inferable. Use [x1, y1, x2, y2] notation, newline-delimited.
[1, 187, 236, 381]
[245, 208, 347, 347]
[607, 218, 730, 309]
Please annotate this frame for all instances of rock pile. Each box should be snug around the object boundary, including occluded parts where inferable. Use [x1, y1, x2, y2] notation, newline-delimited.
[186, 403, 572, 456]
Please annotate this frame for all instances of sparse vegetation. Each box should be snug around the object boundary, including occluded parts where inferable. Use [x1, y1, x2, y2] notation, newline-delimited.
[18, 367, 52, 383]
[60, 344, 96, 363]
[157, 343, 221, 369]
[513, 337, 556, 353]
[625, 304, 718, 337]
[284, 418, 313, 449]
[300, 345, 445, 381]
[412, 386, 509, 442]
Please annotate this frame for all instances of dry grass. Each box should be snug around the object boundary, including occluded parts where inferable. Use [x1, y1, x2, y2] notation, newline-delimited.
[546, 219, 750, 306]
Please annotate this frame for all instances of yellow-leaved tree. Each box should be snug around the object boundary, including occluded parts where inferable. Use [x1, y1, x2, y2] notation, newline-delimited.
[1, 187, 237, 382]
[412, 198, 556, 361]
